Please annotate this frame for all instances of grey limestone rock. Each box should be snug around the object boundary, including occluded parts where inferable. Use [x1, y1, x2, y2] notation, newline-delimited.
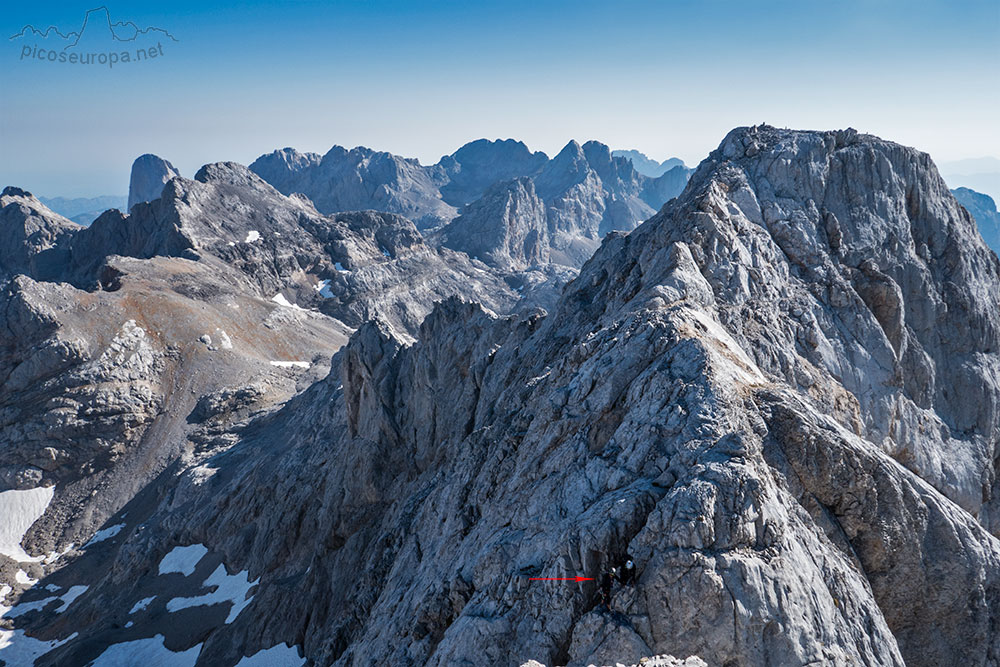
[3, 126, 999, 667]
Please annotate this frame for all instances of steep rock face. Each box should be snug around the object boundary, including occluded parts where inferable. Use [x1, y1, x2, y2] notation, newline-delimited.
[127, 154, 181, 211]
[0, 188, 81, 279]
[10, 126, 1000, 667]
[668, 126, 1000, 533]
[435, 177, 550, 271]
[953, 186, 1000, 254]
[529, 140, 687, 267]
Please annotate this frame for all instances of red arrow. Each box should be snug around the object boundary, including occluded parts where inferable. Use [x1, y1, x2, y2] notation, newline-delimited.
[528, 576, 594, 582]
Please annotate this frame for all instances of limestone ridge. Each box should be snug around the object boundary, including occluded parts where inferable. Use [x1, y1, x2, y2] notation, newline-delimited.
[8, 126, 998, 666]
[127, 153, 181, 210]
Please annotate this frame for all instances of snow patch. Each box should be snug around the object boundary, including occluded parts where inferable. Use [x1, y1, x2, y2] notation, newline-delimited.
[0, 584, 10, 617]
[271, 293, 307, 311]
[89, 634, 201, 666]
[86, 523, 125, 546]
[380, 247, 392, 258]
[166, 564, 258, 624]
[0, 629, 77, 665]
[5, 585, 88, 618]
[15, 570, 36, 585]
[42, 542, 74, 565]
[130, 596, 156, 614]
[245, 230, 261, 243]
[5, 595, 54, 618]
[158, 544, 208, 576]
[54, 585, 88, 612]
[270, 361, 310, 369]
[334, 262, 348, 272]
[0, 486, 55, 562]
[235, 643, 305, 666]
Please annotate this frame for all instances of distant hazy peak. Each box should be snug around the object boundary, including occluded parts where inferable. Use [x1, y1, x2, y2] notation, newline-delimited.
[612, 148, 686, 177]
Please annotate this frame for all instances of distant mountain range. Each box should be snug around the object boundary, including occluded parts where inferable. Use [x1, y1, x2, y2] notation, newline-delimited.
[611, 149, 686, 177]
[952, 187, 1000, 255]
[248, 138, 694, 267]
[38, 195, 126, 225]
[940, 157, 1000, 206]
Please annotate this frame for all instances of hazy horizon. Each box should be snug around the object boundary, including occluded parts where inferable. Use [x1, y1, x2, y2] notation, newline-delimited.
[2, 0, 998, 198]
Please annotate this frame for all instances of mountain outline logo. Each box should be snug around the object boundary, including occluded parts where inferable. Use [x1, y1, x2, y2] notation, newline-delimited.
[11, 6, 178, 67]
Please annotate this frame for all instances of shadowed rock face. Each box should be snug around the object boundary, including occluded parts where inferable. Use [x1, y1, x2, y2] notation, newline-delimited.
[3, 127, 1000, 667]
[127, 154, 181, 211]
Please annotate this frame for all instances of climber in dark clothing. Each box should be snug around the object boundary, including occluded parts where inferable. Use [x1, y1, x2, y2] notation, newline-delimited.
[597, 556, 637, 610]
[598, 566, 618, 608]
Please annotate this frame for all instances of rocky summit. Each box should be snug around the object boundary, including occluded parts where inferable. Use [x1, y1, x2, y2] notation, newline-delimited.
[0, 125, 998, 667]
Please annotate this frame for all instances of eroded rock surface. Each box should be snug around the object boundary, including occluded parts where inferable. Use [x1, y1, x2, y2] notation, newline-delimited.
[2, 126, 999, 667]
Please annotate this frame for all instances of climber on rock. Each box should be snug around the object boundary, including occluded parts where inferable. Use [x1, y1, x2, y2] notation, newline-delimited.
[621, 556, 636, 585]
[598, 565, 617, 609]
[597, 555, 637, 611]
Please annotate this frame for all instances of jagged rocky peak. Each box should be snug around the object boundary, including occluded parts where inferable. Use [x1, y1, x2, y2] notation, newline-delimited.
[10, 126, 997, 667]
[194, 160, 273, 188]
[567, 124, 1000, 525]
[127, 153, 181, 210]
[321, 125, 1000, 665]
[435, 176, 549, 271]
[245, 137, 691, 261]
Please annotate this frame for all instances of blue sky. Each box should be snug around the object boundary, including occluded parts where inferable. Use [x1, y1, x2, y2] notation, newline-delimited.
[1, 0, 998, 197]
